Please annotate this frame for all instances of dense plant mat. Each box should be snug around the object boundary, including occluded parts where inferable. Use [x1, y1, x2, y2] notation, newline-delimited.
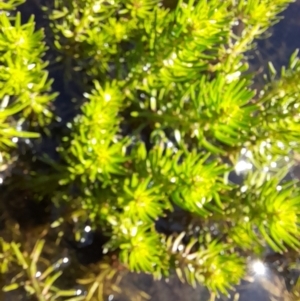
[1, 0, 300, 300]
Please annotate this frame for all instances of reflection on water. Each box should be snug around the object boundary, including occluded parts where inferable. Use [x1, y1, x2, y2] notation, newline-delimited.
[112, 269, 292, 301]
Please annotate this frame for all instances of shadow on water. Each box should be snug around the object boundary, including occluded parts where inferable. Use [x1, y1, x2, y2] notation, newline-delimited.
[2, 0, 300, 300]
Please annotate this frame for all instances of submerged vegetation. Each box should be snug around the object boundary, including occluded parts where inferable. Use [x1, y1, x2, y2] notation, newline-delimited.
[1, 0, 300, 300]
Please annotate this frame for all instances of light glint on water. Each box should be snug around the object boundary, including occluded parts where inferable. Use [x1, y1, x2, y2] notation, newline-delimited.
[252, 260, 266, 276]
[235, 160, 253, 174]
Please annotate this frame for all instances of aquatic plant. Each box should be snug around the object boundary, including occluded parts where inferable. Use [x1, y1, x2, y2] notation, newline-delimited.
[1, 0, 300, 300]
[0, 0, 57, 172]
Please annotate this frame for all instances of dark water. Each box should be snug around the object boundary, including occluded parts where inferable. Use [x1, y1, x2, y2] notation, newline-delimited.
[248, 0, 300, 93]
[2, 1, 300, 301]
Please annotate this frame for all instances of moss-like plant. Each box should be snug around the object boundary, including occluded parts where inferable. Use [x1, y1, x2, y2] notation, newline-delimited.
[1, 0, 300, 300]
[0, 0, 57, 171]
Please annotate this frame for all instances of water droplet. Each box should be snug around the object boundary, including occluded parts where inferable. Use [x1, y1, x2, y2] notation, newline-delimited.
[196, 201, 203, 209]
[241, 185, 247, 193]
[226, 71, 241, 83]
[84, 225, 92, 233]
[174, 130, 181, 143]
[235, 160, 252, 174]
[167, 141, 174, 148]
[244, 216, 249, 222]
[276, 141, 284, 149]
[245, 150, 253, 158]
[108, 295, 114, 301]
[143, 63, 151, 71]
[1, 95, 9, 108]
[104, 93, 111, 102]
[35, 271, 42, 278]
[130, 227, 137, 236]
[193, 128, 199, 136]
[251, 260, 266, 275]
[12, 137, 18, 143]
[241, 148, 247, 155]
[17, 36, 25, 45]
[150, 96, 156, 103]
[178, 244, 184, 251]
[27, 64, 36, 70]
[93, 2, 101, 12]
[163, 58, 174, 66]
[170, 177, 176, 183]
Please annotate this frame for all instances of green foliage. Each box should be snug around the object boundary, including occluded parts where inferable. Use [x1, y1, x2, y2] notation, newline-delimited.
[0, 0, 25, 11]
[0, 4, 57, 168]
[166, 232, 246, 294]
[59, 80, 128, 185]
[0, 11, 57, 125]
[226, 171, 300, 251]
[1, 0, 300, 300]
[41, 0, 300, 296]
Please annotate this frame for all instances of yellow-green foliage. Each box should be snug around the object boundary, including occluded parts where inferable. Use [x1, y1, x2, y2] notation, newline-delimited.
[0, 0, 57, 167]
[1, 0, 300, 300]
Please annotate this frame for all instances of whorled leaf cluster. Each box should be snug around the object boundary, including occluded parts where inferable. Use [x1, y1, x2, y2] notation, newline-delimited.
[0, 0, 57, 167]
